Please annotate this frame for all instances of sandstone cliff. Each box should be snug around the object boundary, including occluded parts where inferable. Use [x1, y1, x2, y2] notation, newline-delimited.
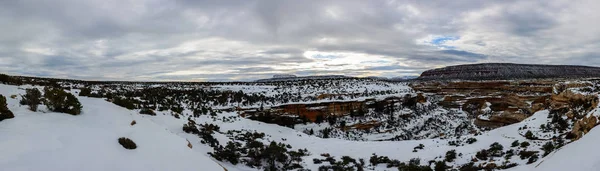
[419, 63, 600, 80]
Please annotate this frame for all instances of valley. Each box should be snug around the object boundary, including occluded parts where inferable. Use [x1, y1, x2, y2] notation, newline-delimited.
[1, 63, 600, 170]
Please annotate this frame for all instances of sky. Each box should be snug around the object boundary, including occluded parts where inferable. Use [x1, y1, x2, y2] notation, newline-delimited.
[1, 0, 600, 81]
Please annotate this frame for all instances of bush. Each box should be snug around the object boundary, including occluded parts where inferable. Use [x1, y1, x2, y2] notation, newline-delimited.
[43, 87, 82, 115]
[139, 108, 156, 116]
[542, 141, 555, 156]
[79, 88, 91, 96]
[112, 97, 136, 110]
[520, 141, 530, 148]
[519, 151, 537, 160]
[466, 138, 477, 144]
[313, 158, 323, 164]
[369, 154, 392, 166]
[511, 140, 519, 147]
[118, 137, 137, 150]
[527, 154, 539, 164]
[211, 141, 242, 165]
[525, 130, 536, 139]
[498, 163, 518, 169]
[445, 150, 457, 162]
[0, 95, 14, 121]
[459, 162, 481, 171]
[20, 88, 42, 111]
[434, 161, 448, 171]
[505, 149, 515, 160]
[488, 142, 504, 157]
[475, 149, 489, 160]
[414, 144, 425, 151]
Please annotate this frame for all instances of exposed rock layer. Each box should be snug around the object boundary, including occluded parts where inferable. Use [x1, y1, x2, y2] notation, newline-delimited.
[419, 63, 600, 80]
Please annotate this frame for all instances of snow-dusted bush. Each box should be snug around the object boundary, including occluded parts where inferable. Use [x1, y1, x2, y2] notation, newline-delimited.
[112, 97, 136, 110]
[43, 87, 82, 115]
[20, 88, 41, 111]
[139, 108, 156, 116]
[0, 95, 14, 121]
[445, 150, 457, 162]
[78, 88, 91, 96]
[465, 138, 477, 144]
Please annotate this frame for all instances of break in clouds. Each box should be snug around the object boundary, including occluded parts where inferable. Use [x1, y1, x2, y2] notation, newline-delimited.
[1, 0, 600, 81]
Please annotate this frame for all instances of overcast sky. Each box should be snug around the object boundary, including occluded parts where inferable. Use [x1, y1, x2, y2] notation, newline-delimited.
[2, 0, 599, 81]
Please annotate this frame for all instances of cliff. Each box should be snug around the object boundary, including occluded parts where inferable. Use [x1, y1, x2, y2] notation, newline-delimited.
[418, 63, 600, 80]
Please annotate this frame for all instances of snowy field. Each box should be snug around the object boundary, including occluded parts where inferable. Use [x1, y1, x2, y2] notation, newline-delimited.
[1, 82, 599, 171]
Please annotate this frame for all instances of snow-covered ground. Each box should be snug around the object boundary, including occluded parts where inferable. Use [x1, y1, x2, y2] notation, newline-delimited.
[0, 84, 224, 171]
[2, 80, 599, 171]
[511, 126, 600, 171]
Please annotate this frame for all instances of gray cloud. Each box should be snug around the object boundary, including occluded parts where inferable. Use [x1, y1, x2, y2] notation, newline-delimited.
[0, 0, 599, 81]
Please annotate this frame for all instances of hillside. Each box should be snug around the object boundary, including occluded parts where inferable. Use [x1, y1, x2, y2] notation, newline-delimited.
[0, 74, 599, 170]
[0, 85, 225, 171]
[418, 63, 600, 80]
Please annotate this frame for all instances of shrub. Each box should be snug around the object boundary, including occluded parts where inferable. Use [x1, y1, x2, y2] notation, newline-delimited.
[434, 161, 448, 171]
[459, 162, 480, 171]
[369, 154, 392, 166]
[78, 88, 91, 96]
[211, 141, 242, 165]
[139, 108, 156, 116]
[20, 88, 42, 111]
[520, 141, 530, 148]
[414, 144, 425, 151]
[525, 130, 536, 139]
[313, 158, 323, 164]
[498, 163, 518, 169]
[0, 95, 14, 121]
[475, 149, 489, 160]
[542, 141, 555, 156]
[519, 151, 537, 160]
[511, 140, 519, 147]
[505, 149, 515, 160]
[112, 97, 136, 110]
[445, 150, 457, 162]
[118, 137, 137, 150]
[466, 138, 477, 144]
[488, 142, 504, 157]
[527, 154, 539, 164]
[43, 87, 82, 115]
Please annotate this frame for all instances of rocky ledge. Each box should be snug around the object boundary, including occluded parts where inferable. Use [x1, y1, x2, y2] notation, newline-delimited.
[419, 63, 600, 80]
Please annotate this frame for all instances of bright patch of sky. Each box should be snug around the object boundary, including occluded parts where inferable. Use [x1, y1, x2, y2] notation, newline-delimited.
[283, 51, 392, 71]
[417, 35, 460, 49]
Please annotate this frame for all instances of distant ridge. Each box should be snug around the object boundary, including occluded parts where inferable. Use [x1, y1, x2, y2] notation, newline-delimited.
[418, 63, 600, 80]
[255, 75, 349, 82]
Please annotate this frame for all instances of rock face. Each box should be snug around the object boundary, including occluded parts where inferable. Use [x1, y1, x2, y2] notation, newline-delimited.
[411, 80, 591, 128]
[419, 63, 600, 80]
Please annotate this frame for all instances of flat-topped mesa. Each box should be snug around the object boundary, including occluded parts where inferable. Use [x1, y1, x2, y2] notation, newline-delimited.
[418, 63, 600, 80]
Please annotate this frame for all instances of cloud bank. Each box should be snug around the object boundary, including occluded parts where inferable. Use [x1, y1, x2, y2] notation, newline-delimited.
[1, 0, 599, 81]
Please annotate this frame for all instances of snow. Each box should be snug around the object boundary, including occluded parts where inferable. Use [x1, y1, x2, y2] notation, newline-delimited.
[3, 79, 599, 171]
[0, 84, 224, 171]
[510, 126, 600, 171]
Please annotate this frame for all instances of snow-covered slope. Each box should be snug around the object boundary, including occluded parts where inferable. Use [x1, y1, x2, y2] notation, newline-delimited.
[511, 122, 600, 171]
[2, 76, 599, 171]
[0, 84, 224, 171]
